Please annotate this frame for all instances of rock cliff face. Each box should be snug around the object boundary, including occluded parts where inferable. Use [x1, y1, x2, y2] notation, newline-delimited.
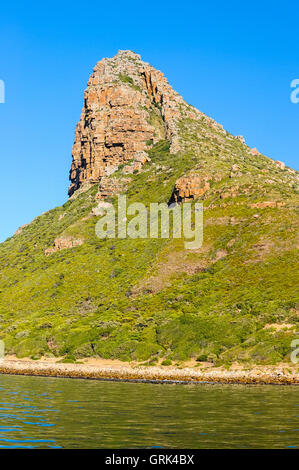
[68, 50, 199, 196]
[171, 175, 211, 202]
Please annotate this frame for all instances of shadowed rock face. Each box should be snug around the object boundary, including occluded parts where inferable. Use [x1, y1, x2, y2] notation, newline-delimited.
[68, 50, 200, 197]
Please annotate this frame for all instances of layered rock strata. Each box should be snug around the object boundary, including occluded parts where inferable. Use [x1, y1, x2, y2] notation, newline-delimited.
[69, 50, 199, 197]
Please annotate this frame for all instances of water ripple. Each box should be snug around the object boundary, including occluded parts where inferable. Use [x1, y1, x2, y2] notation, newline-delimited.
[0, 374, 298, 448]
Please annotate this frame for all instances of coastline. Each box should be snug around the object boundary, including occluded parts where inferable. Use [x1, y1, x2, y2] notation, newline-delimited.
[0, 357, 298, 385]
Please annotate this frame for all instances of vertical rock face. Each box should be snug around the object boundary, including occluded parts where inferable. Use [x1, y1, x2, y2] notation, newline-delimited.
[68, 50, 198, 196]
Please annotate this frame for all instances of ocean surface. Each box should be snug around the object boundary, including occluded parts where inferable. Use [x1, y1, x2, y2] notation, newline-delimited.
[0, 374, 298, 449]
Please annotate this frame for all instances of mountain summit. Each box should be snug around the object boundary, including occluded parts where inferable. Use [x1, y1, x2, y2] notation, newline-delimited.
[69, 50, 195, 196]
[0, 51, 298, 364]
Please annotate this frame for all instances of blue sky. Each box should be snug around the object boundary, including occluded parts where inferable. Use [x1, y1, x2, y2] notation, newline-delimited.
[0, 1, 298, 242]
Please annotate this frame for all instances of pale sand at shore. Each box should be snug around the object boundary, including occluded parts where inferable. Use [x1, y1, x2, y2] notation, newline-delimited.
[0, 356, 298, 385]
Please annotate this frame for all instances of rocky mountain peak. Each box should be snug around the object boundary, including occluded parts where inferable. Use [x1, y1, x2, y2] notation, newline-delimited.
[68, 50, 201, 196]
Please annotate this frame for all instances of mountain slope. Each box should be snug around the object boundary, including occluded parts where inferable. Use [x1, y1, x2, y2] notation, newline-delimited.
[0, 51, 298, 365]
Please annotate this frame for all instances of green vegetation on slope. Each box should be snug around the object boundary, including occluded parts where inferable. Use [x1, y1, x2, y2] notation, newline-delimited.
[0, 125, 298, 365]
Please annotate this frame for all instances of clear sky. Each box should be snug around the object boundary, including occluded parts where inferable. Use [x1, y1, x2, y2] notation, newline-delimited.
[0, 1, 298, 242]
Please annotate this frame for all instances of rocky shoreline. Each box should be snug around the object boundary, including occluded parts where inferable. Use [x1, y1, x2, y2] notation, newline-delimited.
[0, 359, 298, 385]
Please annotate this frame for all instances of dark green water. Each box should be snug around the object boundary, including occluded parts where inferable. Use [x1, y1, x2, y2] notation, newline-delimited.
[0, 374, 298, 449]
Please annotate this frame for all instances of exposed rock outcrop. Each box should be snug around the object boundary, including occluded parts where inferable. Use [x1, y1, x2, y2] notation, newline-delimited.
[250, 147, 259, 156]
[249, 201, 285, 209]
[171, 175, 210, 202]
[95, 176, 131, 200]
[45, 237, 83, 255]
[275, 160, 285, 169]
[68, 50, 200, 197]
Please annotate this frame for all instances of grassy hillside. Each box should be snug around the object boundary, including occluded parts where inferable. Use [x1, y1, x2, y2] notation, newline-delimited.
[0, 115, 298, 366]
